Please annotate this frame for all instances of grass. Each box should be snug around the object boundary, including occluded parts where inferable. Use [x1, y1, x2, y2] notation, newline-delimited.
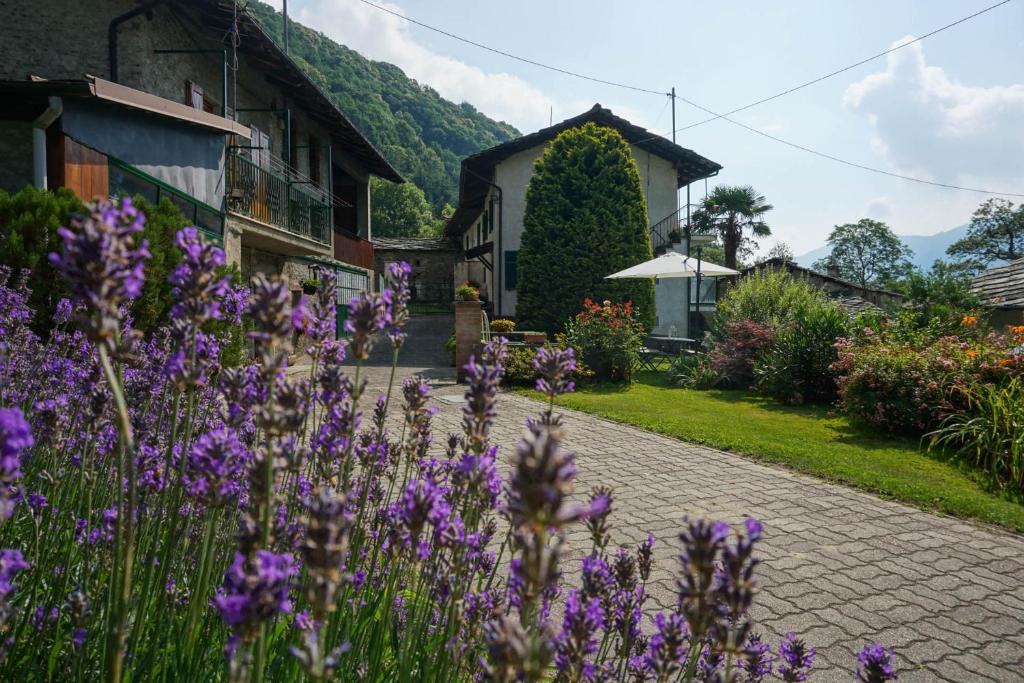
[517, 371, 1024, 532]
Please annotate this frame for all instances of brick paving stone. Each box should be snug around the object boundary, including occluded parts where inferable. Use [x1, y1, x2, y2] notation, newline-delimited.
[321, 317, 1024, 681]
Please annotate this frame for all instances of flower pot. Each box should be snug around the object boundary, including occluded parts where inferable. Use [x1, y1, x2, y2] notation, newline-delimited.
[523, 332, 547, 344]
[302, 283, 319, 295]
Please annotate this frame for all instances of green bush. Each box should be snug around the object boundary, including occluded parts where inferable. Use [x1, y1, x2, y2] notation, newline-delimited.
[0, 186, 84, 333]
[714, 267, 827, 330]
[0, 187, 194, 335]
[564, 299, 643, 384]
[929, 378, 1024, 493]
[755, 302, 849, 404]
[490, 318, 515, 334]
[516, 122, 654, 334]
[669, 352, 718, 389]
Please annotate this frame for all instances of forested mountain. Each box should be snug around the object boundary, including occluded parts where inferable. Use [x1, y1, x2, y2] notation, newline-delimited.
[247, 1, 519, 210]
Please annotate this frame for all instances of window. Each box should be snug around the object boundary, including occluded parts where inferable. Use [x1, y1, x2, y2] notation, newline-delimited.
[308, 135, 320, 184]
[185, 80, 204, 110]
[477, 222, 482, 245]
[504, 250, 518, 290]
[689, 278, 716, 305]
[482, 209, 489, 238]
[108, 158, 224, 237]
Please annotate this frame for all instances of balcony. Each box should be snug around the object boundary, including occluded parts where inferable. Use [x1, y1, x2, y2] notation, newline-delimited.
[226, 151, 332, 246]
[334, 230, 374, 271]
[650, 204, 716, 254]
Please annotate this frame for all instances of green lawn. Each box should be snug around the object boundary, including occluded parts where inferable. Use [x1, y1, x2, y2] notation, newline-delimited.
[518, 372, 1024, 532]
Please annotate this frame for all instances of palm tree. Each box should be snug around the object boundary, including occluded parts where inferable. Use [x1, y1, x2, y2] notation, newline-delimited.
[692, 186, 773, 269]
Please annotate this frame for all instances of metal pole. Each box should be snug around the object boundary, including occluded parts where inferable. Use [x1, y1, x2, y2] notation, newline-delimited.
[695, 246, 703, 339]
[670, 87, 676, 144]
[222, 49, 228, 118]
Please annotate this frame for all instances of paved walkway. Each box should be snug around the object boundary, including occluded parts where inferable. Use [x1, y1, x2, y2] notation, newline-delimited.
[339, 317, 1024, 682]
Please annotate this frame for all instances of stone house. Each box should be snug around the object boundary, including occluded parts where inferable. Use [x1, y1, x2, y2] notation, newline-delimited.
[445, 104, 722, 335]
[0, 0, 403, 314]
[738, 258, 905, 313]
[371, 236, 457, 305]
[972, 257, 1024, 328]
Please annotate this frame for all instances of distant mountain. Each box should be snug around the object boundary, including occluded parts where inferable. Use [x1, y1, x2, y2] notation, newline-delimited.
[247, 1, 519, 210]
[796, 224, 972, 270]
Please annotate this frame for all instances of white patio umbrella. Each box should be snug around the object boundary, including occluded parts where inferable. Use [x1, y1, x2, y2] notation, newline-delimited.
[604, 251, 739, 279]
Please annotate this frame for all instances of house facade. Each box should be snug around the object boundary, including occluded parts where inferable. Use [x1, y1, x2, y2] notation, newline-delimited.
[372, 236, 457, 305]
[446, 104, 722, 335]
[0, 0, 402, 307]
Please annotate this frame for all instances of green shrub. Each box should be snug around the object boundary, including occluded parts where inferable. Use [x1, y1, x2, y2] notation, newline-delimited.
[0, 186, 84, 332]
[755, 302, 849, 404]
[714, 267, 826, 330]
[669, 352, 718, 389]
[516, 123, 654, 334]
[0, 187, 195, 335]
[929, 378, 1024, 493]
[564, 299, 643, 384]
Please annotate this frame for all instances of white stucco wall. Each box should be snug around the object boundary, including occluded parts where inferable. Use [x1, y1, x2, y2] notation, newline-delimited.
[489, 142, 679, 317]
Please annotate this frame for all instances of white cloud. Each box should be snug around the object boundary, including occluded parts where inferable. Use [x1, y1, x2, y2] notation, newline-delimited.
[863, 196, 892, 220]
[844, 38, 1024, 186]
[275, 0, 560, 131]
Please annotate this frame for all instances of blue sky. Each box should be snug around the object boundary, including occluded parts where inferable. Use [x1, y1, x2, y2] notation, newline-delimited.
[267, 0, 1024, 256]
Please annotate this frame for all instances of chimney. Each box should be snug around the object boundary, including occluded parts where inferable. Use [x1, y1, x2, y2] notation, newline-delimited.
[826, 261, 841, 279]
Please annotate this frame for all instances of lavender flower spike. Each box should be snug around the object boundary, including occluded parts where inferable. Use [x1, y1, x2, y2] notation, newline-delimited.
[344, 290, 388, 360]
[0, 408, 33, 519]
[855, 643, 898, 682]
[777, 631, 816, 682]
[215, 550, 298, 642]
[533, 346, 576, 399]
[385, 261, 412, 348]
[49, 197, 150, 345]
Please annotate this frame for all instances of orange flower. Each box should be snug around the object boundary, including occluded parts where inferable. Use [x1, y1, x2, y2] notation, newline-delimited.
[965, 349, 978, 359]
[1010, 325, 1024, 335]
[961, 315, 978, 326]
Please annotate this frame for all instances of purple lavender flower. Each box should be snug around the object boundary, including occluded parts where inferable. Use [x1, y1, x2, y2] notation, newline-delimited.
[855, 643, 898, 682]
[48, 198, 150, 345]
[533, 346, 576, 399]
[53, 298, 74, 325]
[554, 589, 604, 679]
[214, 550, 297, 641]
[384, 261, 412, 348]
[184, 427, 248, 508]
[344, 291, 388, 360]
[168, 227, 229, 325]
[676, 517, 729, 641]
[741, 632, 773, 683]
[0, 408, 32, 518]
[385, 476, 451, 560]
[0, 549, 29, 631]
[645, 611, 688, 681]
[777, 632, 815, 682]
[248, 275, 293, 366]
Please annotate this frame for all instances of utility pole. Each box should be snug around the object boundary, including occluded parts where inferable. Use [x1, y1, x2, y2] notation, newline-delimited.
[670, 87, 676, 143]
[283, 0, 289, 55]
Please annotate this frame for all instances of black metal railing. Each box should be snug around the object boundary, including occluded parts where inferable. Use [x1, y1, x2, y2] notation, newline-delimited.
[649, 204, 716, 253]
[226, 152, 332, 245]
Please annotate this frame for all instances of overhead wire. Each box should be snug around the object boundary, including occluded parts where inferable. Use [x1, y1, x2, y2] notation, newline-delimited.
[352, 0, 1022, 197]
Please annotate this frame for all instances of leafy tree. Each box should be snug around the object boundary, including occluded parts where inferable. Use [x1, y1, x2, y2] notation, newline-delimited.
[692, 186, 772, 269]
[517, 123, 654, 334]
[947, 198, 1024, 267]
[812, 218, 912, 288]
[763, 241, 794, 263]
[890, 259, 981, 329]
[370, 177, 438, 238]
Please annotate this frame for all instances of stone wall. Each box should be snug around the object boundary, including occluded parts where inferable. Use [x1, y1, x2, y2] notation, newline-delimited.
[373, 246, 456, 303]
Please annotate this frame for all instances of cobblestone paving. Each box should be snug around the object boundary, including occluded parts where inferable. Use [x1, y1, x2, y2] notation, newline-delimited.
[330, 317, 1024, 682]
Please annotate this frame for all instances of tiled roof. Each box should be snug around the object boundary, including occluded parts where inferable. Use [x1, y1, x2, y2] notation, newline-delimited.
[371, 236, 456, 251]
[972, 257, 1024, 309]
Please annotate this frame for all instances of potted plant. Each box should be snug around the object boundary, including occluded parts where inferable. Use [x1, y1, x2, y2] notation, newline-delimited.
[300, 277, 320, 295]
[667, 227, 684, 243]
[456, 281, 480, 301]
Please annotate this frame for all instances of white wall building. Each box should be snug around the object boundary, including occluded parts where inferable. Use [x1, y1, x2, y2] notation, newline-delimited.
[446, 105, 721, 335]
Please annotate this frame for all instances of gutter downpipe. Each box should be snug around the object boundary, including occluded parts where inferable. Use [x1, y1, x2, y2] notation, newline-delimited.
[33, 97, 63, 189]
[463, 165, 502, 315]
[109, 0, 166, 83]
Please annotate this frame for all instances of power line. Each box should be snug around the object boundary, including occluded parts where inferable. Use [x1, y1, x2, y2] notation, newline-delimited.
[353, 0, 1022, 197]
[668, 0, 1014, 134]
[353, 0, 667, 96]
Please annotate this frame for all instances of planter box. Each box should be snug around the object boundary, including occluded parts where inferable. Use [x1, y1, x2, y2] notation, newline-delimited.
[523, 332, 547, 344]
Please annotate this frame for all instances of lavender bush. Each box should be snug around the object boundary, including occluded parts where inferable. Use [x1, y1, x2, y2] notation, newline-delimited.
[0, 199, 897, 681]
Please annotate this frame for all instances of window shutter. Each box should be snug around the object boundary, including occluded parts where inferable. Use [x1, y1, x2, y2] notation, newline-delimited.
[504, 250, 518, 290]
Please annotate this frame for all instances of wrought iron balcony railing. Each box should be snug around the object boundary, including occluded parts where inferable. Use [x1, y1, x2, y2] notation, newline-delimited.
[226, 152, 332, 246]
[649, 204, 716, 253]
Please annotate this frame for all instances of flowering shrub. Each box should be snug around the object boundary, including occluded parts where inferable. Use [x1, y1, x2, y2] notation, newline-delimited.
[833, 326, 1024, 434]
[564, 298, 645, 384]
[0, 199, 899, 681]
[706, 321, 777, 389]
[491, 318, 516, 334]
[456, 281, 479, 300]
